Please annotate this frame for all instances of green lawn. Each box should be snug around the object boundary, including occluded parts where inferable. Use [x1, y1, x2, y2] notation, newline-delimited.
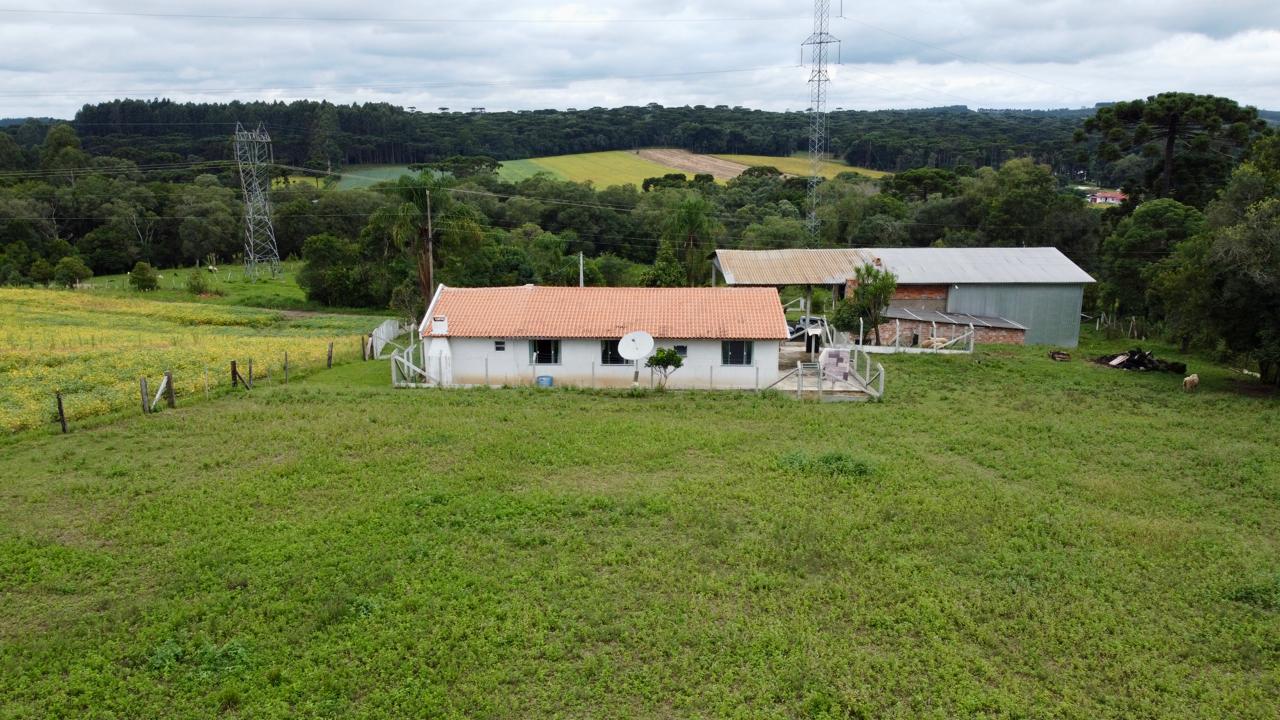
[2, 330, 1277, 717]
[715, 154, 889, 179]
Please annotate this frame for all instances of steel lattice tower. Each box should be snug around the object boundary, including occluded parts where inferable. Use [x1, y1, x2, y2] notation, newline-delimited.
[234, 123, 281, 279]
[802, 0, 840, 236]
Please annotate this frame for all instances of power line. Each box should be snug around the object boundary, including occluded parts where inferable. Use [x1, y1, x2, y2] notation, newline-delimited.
[0, 65, 795, 99]
[0, 8, 803, 25]
[836, 17, 1093, 99]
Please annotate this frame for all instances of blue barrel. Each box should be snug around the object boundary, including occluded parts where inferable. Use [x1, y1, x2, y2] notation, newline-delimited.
[535, 375, 554, 388]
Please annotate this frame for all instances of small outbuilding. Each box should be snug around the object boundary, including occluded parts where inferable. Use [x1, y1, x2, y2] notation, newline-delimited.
[415, 285, 789, 389]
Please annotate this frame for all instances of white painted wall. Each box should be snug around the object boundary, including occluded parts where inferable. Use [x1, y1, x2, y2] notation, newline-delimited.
[438, 337, 780, 390]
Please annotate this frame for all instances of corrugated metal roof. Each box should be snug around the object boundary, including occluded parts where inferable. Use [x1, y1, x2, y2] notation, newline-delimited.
[420, 285, 790, 340]
[865, 247, 1095, 284]
[714, 249, 864, 285]
[884, 306, 1027, 330]
[715, 247, 1094, 285]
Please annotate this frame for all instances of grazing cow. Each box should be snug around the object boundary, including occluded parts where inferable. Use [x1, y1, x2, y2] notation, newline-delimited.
[1183, 373, 1200, 392]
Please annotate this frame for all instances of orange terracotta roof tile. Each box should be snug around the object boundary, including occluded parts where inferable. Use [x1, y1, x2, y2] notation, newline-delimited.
[422, 285, 789, 340]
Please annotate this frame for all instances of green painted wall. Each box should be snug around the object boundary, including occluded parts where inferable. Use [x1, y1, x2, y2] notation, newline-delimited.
[947, 284, 1086, 346]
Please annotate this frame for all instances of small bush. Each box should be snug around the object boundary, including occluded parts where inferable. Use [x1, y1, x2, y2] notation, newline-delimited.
[1228, 575, 1280, 611]
[186, 270, 224, 296]
[129, 261, 158, 291]
[778, 450, 872, 478]
[53, 256, 93, 288]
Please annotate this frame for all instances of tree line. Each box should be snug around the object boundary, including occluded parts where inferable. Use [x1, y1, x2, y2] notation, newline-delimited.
[8, 99, 1101, 176]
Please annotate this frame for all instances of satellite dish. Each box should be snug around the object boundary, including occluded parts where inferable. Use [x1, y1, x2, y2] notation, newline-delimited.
[618, 330, 654, 360]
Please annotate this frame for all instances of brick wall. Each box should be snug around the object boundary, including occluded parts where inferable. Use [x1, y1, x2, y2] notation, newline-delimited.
[845, 281, 950, 311]
[873, 319, 1026, 346]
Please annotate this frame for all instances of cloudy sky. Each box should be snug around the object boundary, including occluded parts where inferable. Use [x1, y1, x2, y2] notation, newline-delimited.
[1, 1, 1278, 118]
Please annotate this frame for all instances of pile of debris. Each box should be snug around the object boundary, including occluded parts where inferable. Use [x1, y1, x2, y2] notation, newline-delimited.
[1094, 347, 1187, 374]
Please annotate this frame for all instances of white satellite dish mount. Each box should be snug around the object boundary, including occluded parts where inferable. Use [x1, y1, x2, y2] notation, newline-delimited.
[618, 330, 654, 387]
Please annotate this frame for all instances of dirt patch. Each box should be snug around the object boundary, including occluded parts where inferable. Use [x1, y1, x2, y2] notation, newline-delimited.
[636, 149, 751, 181]
[1227, 378, 1277, 398]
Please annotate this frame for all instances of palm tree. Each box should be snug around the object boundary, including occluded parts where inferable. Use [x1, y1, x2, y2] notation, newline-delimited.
[367, 172, 453, 304]
[661, 192, 721, 286]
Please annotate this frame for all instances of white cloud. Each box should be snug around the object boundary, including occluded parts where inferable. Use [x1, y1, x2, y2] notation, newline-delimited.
[0, 1, 1276, 118]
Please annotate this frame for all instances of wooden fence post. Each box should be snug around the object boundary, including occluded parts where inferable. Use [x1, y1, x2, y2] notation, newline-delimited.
[164, 370, 176, 408]
[247, 360, 254, 389]
[139, 377, 151, 414]
[56, 392, 67, 433]
[327, 342, 334, 368]
[231, 360, 239, 388]
[361, 336, 367, 361]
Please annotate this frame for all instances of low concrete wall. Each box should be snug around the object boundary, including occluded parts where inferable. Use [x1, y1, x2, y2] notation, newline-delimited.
[876, 319, 1025, 346]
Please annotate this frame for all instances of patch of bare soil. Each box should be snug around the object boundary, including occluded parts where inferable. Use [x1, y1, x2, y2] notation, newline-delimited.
[636, 148, 750, 181]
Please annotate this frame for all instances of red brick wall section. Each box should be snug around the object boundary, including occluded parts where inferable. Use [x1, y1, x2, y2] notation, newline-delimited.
[892, 284, 949, 300]
[873, 319, 1026, 346]
[844, 281, 949, 301]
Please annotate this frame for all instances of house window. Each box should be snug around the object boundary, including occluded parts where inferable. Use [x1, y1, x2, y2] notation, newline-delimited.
[721, 340, 753, 365]
[600, 340, 630, 365]
[494, 340, 506, 351]
[529, 339, 560, 364]
[673, 344, 688, 357]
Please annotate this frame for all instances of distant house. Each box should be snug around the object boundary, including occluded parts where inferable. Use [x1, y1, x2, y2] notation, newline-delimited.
[1088, 190, 1126, 205]
[713, 247, 1095, 346]
[415, 285, 789, 388]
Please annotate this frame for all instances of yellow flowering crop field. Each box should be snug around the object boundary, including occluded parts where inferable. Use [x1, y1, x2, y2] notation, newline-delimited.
[1, 289, 387, 432]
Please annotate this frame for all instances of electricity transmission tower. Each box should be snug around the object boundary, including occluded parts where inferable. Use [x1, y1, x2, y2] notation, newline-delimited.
[802, 0, 840, 236]
[234, 123, 281, 279]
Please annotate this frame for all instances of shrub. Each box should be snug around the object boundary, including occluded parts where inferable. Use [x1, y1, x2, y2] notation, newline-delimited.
[128, 261, 159, 291]
[645, 347, 684, 389]
[777, 450, 872, 479]
[185, 270, 223, 296]
[52, 256, 92, 288]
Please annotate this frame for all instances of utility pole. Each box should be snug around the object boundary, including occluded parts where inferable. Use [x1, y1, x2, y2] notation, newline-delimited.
[802, 0, 840, 238]
[233, 123, 281, 279]
[425, 191, 434, 297]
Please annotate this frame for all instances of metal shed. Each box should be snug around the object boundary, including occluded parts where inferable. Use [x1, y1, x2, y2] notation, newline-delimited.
[713, 247, 1095, 347]
[864, 248, 1093, 346]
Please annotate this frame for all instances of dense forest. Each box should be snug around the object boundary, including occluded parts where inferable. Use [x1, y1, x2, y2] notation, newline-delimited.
[1, 93, 1277, 379]
[15, 100, 1094, 176]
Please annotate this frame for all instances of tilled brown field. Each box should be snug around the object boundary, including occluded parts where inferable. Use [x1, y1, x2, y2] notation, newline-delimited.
[635, 148, 750, 180]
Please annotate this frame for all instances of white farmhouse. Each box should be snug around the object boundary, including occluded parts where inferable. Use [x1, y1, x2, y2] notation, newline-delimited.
[415, 285, 789, 389]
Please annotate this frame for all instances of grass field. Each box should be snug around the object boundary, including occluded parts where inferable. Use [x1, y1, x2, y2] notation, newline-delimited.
[2, 326, 1277, 717]
[80, 261, 373, 313]
[0, 289, 383, 432]
[496, 158, 565, 182]
[714, 154, 889, 179]
[332, 165, 420, 190]
[499, 151, 682, 187]
[271, 176, 326, 189]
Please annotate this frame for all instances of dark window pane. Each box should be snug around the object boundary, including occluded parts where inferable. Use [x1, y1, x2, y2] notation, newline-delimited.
[530, 339, 560, 364]
[721, 340, 753, 365]
[601, 340, 628, 365]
